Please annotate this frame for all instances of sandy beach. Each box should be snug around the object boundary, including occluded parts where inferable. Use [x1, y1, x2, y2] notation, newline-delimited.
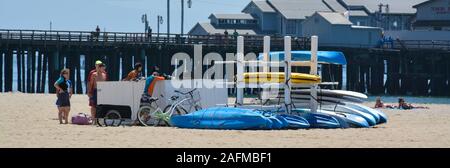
[1, 92, 449, 148]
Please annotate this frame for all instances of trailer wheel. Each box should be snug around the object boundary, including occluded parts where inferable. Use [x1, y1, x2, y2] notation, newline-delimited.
[103, 110, 122, 127]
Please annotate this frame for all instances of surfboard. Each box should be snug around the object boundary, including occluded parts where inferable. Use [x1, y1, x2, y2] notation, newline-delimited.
[279, 93, 365, 103]
[344, 103, 388, 124]
[318, 110, 370, 128]
[323, 105, 377, 126]
[291, 89, 368, 99]
[244, 72, 321, 81]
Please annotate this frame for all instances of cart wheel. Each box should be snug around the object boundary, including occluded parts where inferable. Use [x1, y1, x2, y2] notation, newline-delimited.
[104, 110, 122, 127]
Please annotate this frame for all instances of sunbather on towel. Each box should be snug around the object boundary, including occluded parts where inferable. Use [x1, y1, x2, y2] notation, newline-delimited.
[374, 97, 396, 109]
[398, 98, 429, 110]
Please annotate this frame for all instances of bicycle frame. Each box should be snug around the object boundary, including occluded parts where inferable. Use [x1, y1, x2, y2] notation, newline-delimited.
[166, 92, 202, 116]
[166, 97, 192, 116]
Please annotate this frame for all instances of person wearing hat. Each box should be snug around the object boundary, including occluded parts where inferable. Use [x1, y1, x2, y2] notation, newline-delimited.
[87, 60, 108, 122]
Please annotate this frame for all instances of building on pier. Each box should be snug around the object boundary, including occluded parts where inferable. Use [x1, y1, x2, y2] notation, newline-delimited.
[189, 0, 429, 38]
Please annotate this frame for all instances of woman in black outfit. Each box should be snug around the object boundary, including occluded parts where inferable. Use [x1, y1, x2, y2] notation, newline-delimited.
[54, 69, 72, 124]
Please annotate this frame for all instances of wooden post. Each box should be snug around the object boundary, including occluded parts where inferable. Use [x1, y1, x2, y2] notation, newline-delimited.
[47, 49, 58, 93]
[74, 51, 83, 94]
[36, 52, 42, 93]
[17, 50, 22, 92]
[121, 50, 132, 79]
[5, 49, 13, 92]
[109, 49, 120, 81]
[84, 51, 93, 91]
[0, 50, 3, 92]
[140, 48, 146, 76]
[447, 55, 450, 97]
[66, 50, 75, 92]
[26, 49, 32, 93]
[41, 51, 48, 93]
[31, 49, 36, 93]
[21, 50, 26, 92]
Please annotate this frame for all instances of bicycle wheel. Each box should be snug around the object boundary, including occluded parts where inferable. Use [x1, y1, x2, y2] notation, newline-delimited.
[137, 106, 161, 126]
[163, 105, 188, 126]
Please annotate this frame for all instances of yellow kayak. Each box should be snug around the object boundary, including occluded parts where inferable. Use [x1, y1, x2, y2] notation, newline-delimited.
[243, 72, 321, 84]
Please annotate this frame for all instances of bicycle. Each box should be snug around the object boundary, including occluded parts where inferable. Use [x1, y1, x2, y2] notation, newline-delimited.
[136, 94, 167, 126]
[161, 89, 203, 125]
[137, 89, 202, 127]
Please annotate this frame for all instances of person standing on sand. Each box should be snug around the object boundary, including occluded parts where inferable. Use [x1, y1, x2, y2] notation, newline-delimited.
[88, 62, 107, 123]
[54, 69, 72, 124]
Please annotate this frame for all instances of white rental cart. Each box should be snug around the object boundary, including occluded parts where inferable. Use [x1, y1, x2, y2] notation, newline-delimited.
[96, 79, 228, 125]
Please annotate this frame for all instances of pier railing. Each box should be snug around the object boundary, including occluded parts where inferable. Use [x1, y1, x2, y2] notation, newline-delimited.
[394, 40, 450, 50]
[0, 29, 309, 48]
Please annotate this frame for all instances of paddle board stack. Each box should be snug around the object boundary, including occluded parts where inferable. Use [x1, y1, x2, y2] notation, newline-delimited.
[275, 89, 388, 128]
[244, 72, 321, 84]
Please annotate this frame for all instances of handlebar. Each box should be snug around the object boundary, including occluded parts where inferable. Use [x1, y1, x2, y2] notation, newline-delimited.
[174, 88, 197, 95]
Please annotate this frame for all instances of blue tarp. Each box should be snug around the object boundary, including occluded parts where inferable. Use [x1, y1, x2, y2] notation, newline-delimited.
[170, 107, 310, 130]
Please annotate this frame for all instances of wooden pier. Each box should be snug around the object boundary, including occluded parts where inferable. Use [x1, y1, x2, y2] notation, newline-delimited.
[1, 29, 449, 96]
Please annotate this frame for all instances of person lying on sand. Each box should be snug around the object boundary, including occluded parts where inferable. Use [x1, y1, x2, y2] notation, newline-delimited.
[374, 97, 396, 109]
[398, 98, 429, 110]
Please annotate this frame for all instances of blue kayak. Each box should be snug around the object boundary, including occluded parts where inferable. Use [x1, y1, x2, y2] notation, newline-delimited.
[170, 107, 310, 130]
[258, 51, 347, 65]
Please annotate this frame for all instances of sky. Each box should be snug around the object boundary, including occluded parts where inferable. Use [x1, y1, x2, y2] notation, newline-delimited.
[0, 0, 251, 33]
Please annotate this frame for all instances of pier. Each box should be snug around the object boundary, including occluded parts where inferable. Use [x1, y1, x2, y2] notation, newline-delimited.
[1, 29, 449, 96]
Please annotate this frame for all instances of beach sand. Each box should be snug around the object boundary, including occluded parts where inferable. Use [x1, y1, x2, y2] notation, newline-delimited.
[1, 92, 449, 148]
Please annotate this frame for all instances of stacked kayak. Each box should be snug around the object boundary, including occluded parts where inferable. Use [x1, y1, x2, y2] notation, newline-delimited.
[170, 107, 310, 130]
[244, 72, 321, 84]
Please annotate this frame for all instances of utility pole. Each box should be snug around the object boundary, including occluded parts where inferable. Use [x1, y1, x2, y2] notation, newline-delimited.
[167, 0, 170, 39]
[157, 15, 163, 41]
[142, 13, 149, 33]
[181, 0, 184, 35]
[181, 0, 192, 35]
